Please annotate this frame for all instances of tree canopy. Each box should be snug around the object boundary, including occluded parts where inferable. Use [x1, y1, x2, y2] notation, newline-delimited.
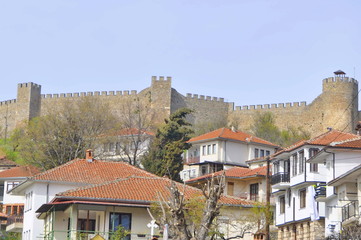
[251, 111, 310, 147]
[142, 108, 193, 181]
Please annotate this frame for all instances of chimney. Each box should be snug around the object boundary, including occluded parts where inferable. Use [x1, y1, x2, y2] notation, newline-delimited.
[355, 121, 361, 135]
[86, 149, 93, 162]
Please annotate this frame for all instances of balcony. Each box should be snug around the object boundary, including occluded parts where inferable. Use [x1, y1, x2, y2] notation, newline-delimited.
[184, 156, 200, 164]
[315, 183, 326, 201]
[6, 215, 23, 232]
[342, 201, 359, 225]
[271, 172, 290, 189]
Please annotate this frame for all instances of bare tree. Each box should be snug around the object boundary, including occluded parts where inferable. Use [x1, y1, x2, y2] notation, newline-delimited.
[156, 174, 226, 240]
[96, 96, 155, 166]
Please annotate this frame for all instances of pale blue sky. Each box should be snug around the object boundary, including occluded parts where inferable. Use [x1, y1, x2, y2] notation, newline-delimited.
[0, 0, 360, 106]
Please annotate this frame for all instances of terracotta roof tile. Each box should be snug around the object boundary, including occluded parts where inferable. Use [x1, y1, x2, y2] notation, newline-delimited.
[31, 159, 157, 184]
[275, 130, 360, 155]
[57, 176, 254, 207]
[0, 165, 40, 178]
[0, 156, 17, 167]
[186, 166, 267, 184]
[331, 137, 361, 148]
[188, 128, 278, 147]
[101, 128, 154, 137]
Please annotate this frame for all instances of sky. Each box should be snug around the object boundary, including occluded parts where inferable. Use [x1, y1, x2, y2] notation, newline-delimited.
[0, 0, 360, 107]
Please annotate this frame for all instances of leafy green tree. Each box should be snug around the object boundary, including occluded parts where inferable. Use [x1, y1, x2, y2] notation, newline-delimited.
[18, 97, 117, 170]
[251, 112, 310, 147]
[142, 108, 193, 181]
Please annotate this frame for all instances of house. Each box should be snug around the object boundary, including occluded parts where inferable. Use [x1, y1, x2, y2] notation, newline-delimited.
[9, 150, 157, 240]
[307, 136, 361, 238]
[271, 129, 360, 240]
[0, 156, 18, 172]
[181, 128, 279, 181]
[186, 166, 269, 202]
[95, 128, 154, 165]
[35, 175, 256, 240]
[0, 165, 40, 232]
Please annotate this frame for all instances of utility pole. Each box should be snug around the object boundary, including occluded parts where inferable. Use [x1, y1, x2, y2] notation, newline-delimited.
[265, 156, 271, 240]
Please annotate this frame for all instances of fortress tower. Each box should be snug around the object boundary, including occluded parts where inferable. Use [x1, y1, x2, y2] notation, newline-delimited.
[15, 83, 41, 127]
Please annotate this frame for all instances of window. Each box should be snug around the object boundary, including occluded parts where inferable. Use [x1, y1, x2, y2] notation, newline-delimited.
[201, 166, 207, 175]
[7, 181, 20, 192]
[279, 196, 285, 214]
[260, 150, 265, 157]
[250, 183, 259, 201]
[207, 145, 211, 155]
[266, 150, 270, 156]
[227, 182, 234, 196]
[292, 154, 298, 176]
[309, 148, 319, 172]
[300, 189, 306, 208]
[212, 144, 217, 154]
[299, 151, 304, 174]
[109, 213, 131, 240]
[255, 148, 259, 158]
[287, 189, 292, 206]
[202, 146, 206, 156]
[25, 191, 33, 211]
[274, 162, 280, 174]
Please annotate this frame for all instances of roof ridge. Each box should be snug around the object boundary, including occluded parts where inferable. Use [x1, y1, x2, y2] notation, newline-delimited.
[330, 136, 361, 146]
[31, 158, 82, 180]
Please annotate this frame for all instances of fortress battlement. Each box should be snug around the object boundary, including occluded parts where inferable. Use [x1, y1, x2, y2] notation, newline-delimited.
[151, 76, 172, 82]
[0, 99, 17, 106]
[185, 93, 225, 102]
[323, 77, 358, 84]
[18, 82, 41, 89]
[234, 101, 307, 110]
[41, 90, 138, 98]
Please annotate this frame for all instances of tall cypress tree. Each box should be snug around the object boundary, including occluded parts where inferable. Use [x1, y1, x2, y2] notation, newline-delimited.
[142, 108, 193, 181]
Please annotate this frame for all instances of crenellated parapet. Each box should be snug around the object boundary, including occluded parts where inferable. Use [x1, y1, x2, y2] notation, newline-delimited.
[234, 101, 307, 111]
[0, 99, 17, 106]
[185, 93, 225, 102]
[41, 90, 138, 98]
[18, 82, 41, 89]
[322, 76, 358, 84]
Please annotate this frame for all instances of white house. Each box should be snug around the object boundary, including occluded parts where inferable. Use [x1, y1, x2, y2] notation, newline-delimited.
[95, 128, 153, 165]
[307, 135, 361, 238]
[35, 175, 256, 240]
[271, 129, 360, 240]
[181, 128, 279, 181]
[0, 165, 40, 233]
[9, 150, 158, 240]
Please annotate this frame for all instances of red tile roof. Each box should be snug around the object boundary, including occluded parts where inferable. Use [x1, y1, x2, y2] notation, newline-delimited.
[186, 166, 267, 184]
[188, 128, 278, 147]
[0, 165, 40, 178]
[275, 130, 360, 155]
[0, 156, 17, 167]
[101, 128, 154, 137]
[31, 158, 157, 184]
[331, 137, 361, 148]
[56, 176, 254, 207]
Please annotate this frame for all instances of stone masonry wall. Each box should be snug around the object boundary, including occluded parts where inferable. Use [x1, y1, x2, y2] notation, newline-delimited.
[229, 76, 358, 137]
[0, 74, 359, 138]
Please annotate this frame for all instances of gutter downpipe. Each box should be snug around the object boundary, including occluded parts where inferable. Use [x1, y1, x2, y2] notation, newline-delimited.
[324, 148, 336, 195]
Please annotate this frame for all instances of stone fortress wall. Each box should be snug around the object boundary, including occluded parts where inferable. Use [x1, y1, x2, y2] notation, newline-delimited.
[0, 72, 359, 138]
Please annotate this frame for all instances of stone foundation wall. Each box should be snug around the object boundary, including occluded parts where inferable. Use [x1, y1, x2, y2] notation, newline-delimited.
[277, 220, 325, 240]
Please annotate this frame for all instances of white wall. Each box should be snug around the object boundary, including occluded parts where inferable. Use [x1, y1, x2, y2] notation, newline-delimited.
[3, 180, 25, 204]
[22, 182, 82, 240]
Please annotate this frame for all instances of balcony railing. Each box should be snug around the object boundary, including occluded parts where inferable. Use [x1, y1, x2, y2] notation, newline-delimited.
[271, 172, 290, 185]
[184, 156, 200, 164]
[315, 183, 326, 198]
[342, 201, 358, 222]
[6, 215, 23, 226]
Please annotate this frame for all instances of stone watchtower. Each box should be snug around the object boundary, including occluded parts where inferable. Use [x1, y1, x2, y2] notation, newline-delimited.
[150, 76, 172, 121]
[15, 82, 41, 127]
[319, 70, 358, 134]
